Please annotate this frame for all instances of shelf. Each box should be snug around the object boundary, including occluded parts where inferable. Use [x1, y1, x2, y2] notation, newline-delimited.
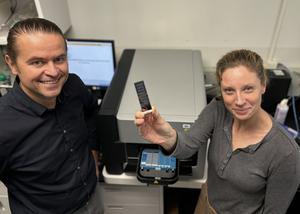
[0, 0, 71, 45]
[0, 30, 7, 45]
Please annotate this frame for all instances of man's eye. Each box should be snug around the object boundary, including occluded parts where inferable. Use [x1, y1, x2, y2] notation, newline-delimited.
[54, 56, 66, 64]
[31, 61, 44, 66]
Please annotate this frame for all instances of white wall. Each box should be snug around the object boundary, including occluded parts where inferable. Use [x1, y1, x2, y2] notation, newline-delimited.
[63, 0, 300, 71]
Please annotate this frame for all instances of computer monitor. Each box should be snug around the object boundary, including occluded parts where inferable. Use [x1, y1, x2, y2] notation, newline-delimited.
[66, 39, 116, 89]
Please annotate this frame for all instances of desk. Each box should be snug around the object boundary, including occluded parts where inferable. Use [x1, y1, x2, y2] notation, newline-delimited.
[101, 126, 209, 213]
[102, 140, 209, 189]
[103, 166, 207, 189]
[102, 159, 207, 214]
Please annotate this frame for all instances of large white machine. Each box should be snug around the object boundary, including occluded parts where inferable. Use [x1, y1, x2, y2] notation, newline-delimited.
[97, 49, 208, 184]
[117, 49, 206, 144]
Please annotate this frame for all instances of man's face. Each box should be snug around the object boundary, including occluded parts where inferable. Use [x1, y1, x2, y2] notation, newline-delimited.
[5, 32, 68, 108]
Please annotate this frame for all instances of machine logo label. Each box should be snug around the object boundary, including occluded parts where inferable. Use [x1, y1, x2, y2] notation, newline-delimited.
[182, 124, 191, 131]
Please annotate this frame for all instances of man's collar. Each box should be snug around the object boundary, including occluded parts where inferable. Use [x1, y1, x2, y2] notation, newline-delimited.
[12, 83, 49, 116]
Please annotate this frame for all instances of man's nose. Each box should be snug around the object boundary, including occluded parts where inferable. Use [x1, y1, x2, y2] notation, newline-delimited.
[45, 62, 59, 76]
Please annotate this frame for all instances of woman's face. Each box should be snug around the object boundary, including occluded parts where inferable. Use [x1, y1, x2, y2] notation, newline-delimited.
[220, 65, 266, 121]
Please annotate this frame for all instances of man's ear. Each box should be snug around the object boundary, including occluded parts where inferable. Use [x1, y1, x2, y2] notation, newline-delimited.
[4, 55, 18, 75]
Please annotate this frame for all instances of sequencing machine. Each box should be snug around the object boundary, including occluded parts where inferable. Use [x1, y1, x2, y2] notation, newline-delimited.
[96, 49, 208, 184]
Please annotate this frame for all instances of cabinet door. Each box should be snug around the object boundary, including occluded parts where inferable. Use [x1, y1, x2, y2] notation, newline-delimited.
[34, 0, 71, 33]
[100, 184, 163, 214]
[0, 0, 71, 45]
[0, 197, 11, 214]
[0, 182, 10, 214]
[105, 205, 160, 214]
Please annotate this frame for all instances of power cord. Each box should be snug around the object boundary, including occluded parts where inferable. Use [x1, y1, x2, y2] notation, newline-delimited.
[0, 0, 18, 29]
[291, 96, 300, 137]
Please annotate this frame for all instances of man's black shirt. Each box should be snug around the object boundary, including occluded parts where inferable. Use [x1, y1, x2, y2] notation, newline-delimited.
[0, 74, 99, 213]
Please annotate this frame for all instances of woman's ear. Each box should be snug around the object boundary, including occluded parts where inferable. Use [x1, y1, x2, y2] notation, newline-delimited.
[261, 81, 267, 94]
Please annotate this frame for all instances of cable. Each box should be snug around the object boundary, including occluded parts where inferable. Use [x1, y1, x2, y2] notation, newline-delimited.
[291, 96, 300, 137]
[1, 0, 18, 27]
[0, 46, 4, 55]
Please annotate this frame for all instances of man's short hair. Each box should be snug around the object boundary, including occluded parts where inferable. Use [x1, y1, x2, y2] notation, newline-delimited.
[6, 18, 66, 62]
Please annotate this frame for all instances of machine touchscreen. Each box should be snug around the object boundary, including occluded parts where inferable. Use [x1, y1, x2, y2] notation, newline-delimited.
[137, 148, 178, 185]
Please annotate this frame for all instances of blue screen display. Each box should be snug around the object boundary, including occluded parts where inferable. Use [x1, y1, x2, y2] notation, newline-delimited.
[140, 149, 176, 171]
[67, 39, 115, 88]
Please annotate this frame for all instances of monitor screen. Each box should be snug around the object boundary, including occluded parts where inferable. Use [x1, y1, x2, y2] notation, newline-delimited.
[66, 39, 116, 88]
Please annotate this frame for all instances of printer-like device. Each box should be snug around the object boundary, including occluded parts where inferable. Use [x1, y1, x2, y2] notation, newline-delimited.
[97, 49, 208, 184]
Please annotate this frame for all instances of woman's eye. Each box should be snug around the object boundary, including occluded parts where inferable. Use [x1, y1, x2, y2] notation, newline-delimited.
[244, 87, 254, 92]
[224, 88, 234, 94]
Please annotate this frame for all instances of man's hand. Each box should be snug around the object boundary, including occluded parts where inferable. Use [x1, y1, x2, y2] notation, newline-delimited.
[91, 150, 100, 178]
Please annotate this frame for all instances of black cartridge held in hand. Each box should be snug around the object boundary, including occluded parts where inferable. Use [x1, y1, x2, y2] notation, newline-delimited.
[134, 80, 152, 112]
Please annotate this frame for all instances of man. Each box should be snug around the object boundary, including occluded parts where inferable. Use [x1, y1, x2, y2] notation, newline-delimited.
[0, 18, 103, 213]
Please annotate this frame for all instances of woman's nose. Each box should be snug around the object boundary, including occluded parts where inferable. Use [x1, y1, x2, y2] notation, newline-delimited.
[235, 92, 245, 105]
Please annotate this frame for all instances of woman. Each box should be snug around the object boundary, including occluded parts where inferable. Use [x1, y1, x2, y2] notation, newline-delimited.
[135, 49, 300, 214]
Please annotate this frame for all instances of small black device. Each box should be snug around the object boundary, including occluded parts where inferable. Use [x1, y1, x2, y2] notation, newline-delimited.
[137, 148, 178, 185]
[134, 80, 152, 112]
[262, 67, 291, 115]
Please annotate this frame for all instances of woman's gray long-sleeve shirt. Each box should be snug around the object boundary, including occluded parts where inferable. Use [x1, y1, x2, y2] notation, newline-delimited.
[173, 97, 300, 214]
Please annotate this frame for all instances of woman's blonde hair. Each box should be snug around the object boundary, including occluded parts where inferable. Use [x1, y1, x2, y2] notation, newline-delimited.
[216, 49, 267, 86]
